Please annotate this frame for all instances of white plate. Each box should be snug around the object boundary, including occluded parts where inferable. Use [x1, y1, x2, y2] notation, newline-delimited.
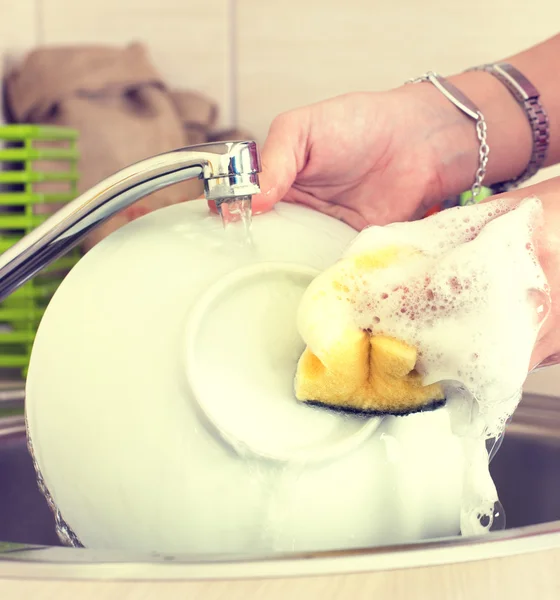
[185, 261, 381, 463]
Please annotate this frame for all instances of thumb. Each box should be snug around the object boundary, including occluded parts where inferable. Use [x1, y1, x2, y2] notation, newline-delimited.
[252, 113, 304, 213]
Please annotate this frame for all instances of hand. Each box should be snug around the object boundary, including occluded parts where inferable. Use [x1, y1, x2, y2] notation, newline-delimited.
[250, 89, 470, 230]
[248, 57, 555, 231]
[471, 178, 560, 371]
[516, 178, 560, 370]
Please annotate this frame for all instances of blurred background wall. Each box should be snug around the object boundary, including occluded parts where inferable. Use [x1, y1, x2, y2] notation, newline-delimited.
[1, 0, 559, 394]
[2, 1, 559, 157]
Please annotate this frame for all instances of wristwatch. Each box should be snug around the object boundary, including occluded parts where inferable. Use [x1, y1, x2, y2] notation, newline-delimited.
[467, 62, 549, 193]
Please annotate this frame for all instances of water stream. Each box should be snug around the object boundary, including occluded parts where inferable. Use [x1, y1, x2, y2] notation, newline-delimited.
[217, 196, 254, 245]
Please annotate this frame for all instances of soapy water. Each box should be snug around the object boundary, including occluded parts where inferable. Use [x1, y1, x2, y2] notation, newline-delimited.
[211, 196, 543, 543]
[297, 196, 550, 537]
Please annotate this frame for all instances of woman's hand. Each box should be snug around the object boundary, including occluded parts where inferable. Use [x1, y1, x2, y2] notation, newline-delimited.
[457, 177, 560, 371]
[251, 89, 464, 230]
[249, 32, 560, 232]
[510, 178, 560, 371]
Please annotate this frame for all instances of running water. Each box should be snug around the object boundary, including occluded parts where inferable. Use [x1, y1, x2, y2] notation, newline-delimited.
[217, 195, 254, 245]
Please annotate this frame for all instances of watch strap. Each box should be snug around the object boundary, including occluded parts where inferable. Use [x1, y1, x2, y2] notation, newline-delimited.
[467, 62, 549, 192]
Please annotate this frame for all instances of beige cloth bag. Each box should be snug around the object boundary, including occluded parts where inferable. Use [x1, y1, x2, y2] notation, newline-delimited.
[5, 43, 233, 249]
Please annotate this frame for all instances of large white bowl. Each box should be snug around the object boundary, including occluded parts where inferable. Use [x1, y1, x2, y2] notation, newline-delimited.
[25, 200, 465, 555]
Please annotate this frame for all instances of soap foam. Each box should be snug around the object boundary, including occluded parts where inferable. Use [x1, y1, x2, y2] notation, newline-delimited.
[298, 197, 550, 536]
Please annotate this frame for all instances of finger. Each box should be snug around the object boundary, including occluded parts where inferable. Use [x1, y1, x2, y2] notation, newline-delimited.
[251, 111, 310, 213]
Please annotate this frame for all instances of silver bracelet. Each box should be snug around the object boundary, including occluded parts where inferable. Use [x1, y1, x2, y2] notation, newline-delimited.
[466, 62, 549, 192]
[406, 71, 489, 204]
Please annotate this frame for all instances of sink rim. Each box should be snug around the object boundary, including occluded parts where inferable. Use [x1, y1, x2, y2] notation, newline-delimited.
[1, 393, 559, 582]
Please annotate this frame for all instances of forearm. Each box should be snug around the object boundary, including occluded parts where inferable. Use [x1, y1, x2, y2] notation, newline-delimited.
[407, 34, 560, 200]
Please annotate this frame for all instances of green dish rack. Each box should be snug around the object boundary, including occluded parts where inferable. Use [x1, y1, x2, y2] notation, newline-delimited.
[0, 125, 81, 379]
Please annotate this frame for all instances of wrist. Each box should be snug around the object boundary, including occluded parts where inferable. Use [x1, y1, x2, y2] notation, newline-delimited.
[448, 70, 533, 191]
[400, 70, 534, 201]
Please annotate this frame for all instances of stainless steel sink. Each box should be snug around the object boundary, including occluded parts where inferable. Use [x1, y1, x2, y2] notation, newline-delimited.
[0, 416, 59, 547]
[0, 390, 559, 582]
[490, 396, 560, 529]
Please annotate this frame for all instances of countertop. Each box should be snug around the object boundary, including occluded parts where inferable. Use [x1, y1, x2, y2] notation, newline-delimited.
[1, 547, 559, 599]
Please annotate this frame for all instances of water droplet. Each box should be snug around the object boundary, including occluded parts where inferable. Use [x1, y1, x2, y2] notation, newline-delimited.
[490, 501, 506, 531]
[528, 288, 551, 326]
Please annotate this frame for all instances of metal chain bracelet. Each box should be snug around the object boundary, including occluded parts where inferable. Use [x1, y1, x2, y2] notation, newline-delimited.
[406, 71, 490, 204]
[472, 117, 490, 200]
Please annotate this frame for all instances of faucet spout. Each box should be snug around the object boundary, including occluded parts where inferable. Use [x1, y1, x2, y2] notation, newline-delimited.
[0, 140, 261, 301]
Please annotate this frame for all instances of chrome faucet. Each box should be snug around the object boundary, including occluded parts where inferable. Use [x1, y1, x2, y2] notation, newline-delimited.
[0, 140, 261, 301]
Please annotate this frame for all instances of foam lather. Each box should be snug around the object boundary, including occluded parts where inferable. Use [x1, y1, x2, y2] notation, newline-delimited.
[295, 245, 446, 414]
[295, 197, 549, 436]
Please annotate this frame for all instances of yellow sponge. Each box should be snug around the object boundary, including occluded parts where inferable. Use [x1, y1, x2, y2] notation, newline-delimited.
[295, 334, 444, 415]
[294, 245, 445, 415]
